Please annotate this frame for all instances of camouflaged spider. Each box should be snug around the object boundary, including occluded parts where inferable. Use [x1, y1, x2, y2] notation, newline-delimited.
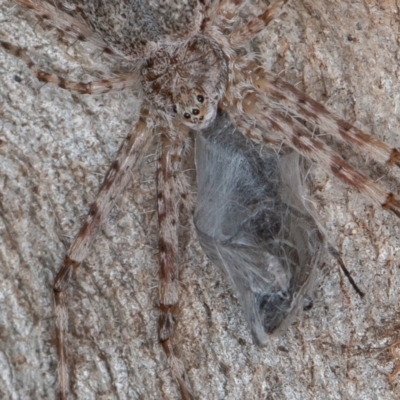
[2, 1, 400, 399]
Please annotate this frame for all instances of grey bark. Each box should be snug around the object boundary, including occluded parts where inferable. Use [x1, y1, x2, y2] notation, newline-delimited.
[1, 1, 400, 399]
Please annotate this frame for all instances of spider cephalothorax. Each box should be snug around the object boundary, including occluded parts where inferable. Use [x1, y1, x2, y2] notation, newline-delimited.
[140, 35, 228, 127]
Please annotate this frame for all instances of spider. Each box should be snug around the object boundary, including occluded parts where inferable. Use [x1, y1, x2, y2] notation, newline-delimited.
[1, 0, 400, 399]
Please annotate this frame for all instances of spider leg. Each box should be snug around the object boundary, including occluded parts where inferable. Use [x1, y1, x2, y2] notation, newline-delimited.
[217, 0, 247, 20]
[0, 41, 138, 94]
[222, 88, 400, 218]
[13, 0, 120, 57]
[53, 115, 152, 400]
[249, 67, 400, 167]
[228, 0, 289, 47]
[157, 130, 194, 400]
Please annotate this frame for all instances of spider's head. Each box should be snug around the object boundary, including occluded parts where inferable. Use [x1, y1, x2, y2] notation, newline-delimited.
[172, 88, 216, 128]
[140, 36, 227, 129]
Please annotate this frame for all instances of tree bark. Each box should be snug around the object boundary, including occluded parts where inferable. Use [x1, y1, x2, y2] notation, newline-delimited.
[1, 1, 400, 399]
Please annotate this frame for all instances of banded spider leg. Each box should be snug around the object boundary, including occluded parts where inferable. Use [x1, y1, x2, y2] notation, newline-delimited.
[53, 115, 152, 399]
[156, 129, 194, 400]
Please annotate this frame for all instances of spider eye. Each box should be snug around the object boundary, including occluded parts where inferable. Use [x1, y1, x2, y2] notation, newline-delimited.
[197, 95, 204, 103]
[172, 105, 177, 113]
[192, 109, 199, 115]
[184, 112, 191, 119]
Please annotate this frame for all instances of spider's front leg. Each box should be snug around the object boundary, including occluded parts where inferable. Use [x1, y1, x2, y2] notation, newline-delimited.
[226, 0, 289, 46]
[249, 68, 400, 168]
[0, 41, 138, 95]
[223, 78, 400, 218]
[156, 130, 194, 400]
[53, 115, 152, 400]
[13, 0, 116, 56]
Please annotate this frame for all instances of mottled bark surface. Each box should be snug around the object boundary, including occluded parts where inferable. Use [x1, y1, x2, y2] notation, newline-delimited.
[1, 1, 400, 399]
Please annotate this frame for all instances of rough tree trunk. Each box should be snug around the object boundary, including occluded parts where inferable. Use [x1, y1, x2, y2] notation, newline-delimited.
[1, 1, 400, 399]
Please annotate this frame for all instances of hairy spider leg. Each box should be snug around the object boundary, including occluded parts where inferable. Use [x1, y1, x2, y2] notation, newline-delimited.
[53, 116, 152, 399]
